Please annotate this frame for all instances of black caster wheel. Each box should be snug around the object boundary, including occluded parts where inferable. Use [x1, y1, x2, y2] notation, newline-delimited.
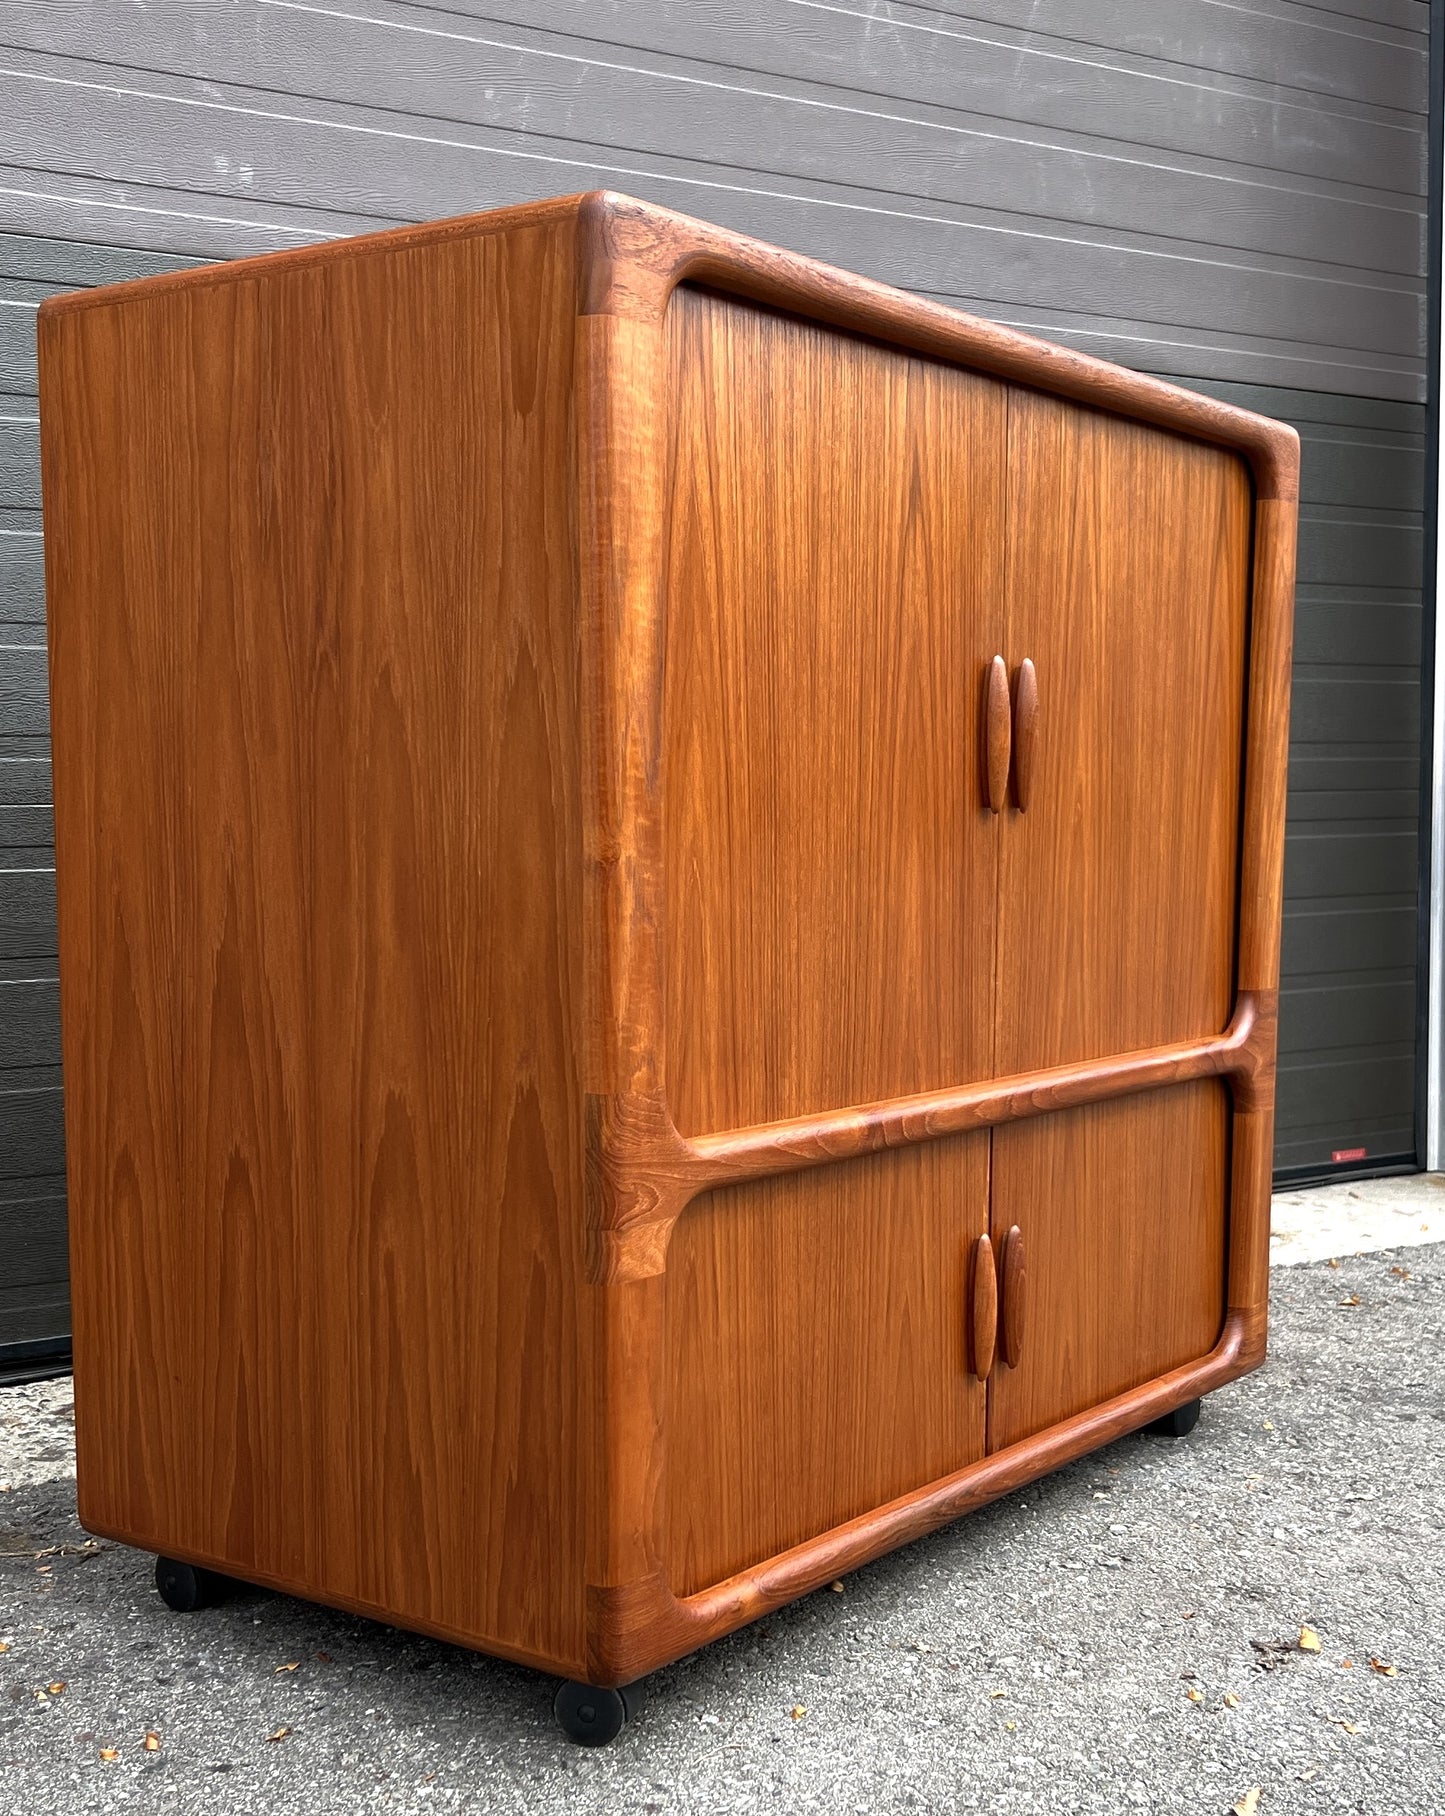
[553, 1678, 644, 1746]
[1144, 1398, 1202, 1439]
[154, 1555, 231, 1612]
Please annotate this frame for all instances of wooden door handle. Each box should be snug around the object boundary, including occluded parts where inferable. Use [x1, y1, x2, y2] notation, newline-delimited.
[1012, 658, 1038, 811]
[982, 655, 1010, 813]
[970, 1233, 997, 1378]
[1000, 1224, 1026, 1367]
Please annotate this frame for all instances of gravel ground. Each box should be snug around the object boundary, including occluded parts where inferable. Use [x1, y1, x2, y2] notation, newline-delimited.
[1, 1244, 1441, 1816]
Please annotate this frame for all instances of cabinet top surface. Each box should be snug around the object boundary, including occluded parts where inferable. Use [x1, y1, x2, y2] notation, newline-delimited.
[38, 190, 1298, 500]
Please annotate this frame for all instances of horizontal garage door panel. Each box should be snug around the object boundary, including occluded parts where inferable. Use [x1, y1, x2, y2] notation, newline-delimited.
[1283, 905, 1417, 979]
[0, 528, 44, 625]
[0, 1085, 63, 1178]
[0, 1182, 68, 1353]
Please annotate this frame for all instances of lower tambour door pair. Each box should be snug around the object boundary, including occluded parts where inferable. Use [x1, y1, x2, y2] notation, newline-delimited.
[669, 1084, 1230, 1597]
[38, 193, 1294, 1732]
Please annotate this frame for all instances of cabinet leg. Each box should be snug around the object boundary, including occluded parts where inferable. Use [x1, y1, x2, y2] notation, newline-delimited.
[553, 1678, 645, 1746]
[1143, 1398, 1202, 1439]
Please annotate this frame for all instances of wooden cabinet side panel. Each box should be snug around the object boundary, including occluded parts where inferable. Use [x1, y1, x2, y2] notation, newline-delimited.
[665, 1135, 990, 1598]
[987, 1081, 1231, 1453]
[40, 217, 590, 1670]
[997, 392, 1252, 1073]
[661, 287, 1006, 1135]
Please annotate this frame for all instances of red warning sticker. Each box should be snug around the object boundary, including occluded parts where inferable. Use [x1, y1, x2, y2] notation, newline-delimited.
[1331, 1146, 1367, 1163]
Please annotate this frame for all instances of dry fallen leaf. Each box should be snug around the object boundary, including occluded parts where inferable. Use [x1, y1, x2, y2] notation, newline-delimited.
[1251, 1637, 1296, 1670]
[1187, 1687, 1205, 1704]
[0, 1641, 8, 1654]
[1336, 1719, 1360, 1736]
[1299, 1626, 1322, 1653]
[1390, 1266, 1410, 1279]
[274, 1661, 300, 1674]
[989, 1689, 1008, 1700]
[315, 1651, 332, 1664]
[1340, 1659, 1354, 1669]
[1337, 1295, 1361, 1307]
[1327, 1258, 1340, 1269]
[1369, 1658, 1398, 1677]
[1232, 1789, 1261, 1816]
[1262, 1420, 1274, 1431]
[46, 1681, 66, 1696]
[266, 1726, 292, 1744]
[99, 1748, 118, 1763]
[1224, 1691, 1242, 1709]
[789, 1705, 806, 1721]
[830, 1581, 845, 1594]
[1004, 1720, 1017, 1732]
[143, 1731, 161, 1752]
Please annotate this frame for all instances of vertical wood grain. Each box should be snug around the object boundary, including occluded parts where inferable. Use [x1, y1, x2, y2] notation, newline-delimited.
[996, 391, 1251, 1073]
[42, 215, 589, 1670]
[665, 1134, 989, 1597]
[661, 286, 1006, 1135]
[987, 1082, 1230, 1452]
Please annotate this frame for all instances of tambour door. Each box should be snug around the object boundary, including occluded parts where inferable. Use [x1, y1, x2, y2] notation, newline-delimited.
[666, 1135, 990, 1596]
[987, 1082, 1231, 1452]
[995, 390, 1253, 1077]
[661, 287, 1007, 1135]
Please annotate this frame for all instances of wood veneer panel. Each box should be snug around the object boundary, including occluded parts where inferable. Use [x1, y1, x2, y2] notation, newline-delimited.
[665, 1135, 989, 1597]
[41, 215, 589, 1669]
[987, 1082, 1230, 1452]
[996, 390, 1251, 1073]
[661, 286, 1006, 1136]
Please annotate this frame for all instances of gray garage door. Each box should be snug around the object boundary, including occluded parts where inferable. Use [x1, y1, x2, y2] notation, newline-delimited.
[0, 0, 1431, 1363]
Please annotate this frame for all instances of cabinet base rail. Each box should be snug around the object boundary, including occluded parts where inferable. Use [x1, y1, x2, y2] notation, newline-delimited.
[585, 1306, 1259, 1683]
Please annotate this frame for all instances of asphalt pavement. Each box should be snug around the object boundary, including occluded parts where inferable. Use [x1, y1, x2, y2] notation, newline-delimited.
[2, 1241, 1441, 1815]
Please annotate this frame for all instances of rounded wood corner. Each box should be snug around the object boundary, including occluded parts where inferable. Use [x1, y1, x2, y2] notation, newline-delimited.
[584, 1572, 689, 1688]
[575, 190, 693, 323]
[1243, 421, 1302, 505]
[584, 1087, 701, 1281]
[1223, 1302, 1269, 1370]
[1226, 989, 1279, 1113]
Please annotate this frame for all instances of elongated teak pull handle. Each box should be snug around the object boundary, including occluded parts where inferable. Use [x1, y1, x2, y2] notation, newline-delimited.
[970, 1233, 998, 1378]
[983, 655, 1010, 813]
[1000, 1224, 1026, 1368]
[1012, 658, 1038, 812]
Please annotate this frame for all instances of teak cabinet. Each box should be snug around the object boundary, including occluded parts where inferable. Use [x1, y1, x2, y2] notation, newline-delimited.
[38, 192, 1297, 1723]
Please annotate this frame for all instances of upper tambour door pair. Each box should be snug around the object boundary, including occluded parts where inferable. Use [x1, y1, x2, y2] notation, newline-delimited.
[663, 285, 1252, 1129]
[659, 286, 1252, 1598]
